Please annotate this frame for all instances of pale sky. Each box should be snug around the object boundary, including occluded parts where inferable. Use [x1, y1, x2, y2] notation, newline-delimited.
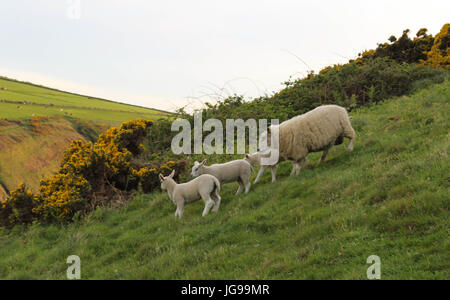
[1, 0, 448, 112]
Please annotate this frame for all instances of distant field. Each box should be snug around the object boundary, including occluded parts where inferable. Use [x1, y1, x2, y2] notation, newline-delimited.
[0, 77, 171, 125]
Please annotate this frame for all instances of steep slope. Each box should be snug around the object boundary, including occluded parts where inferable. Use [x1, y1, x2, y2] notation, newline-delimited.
[0, 118, 89, 200]
[0, 80, 448, 279]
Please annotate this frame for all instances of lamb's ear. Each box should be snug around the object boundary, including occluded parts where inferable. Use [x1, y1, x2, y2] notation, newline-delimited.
[201, 159, 207, 165]
[159, 174, 164, 182]
[193, 161, 199, 166]
[245, 154, 250, 159]
[169, 170, 175, 178]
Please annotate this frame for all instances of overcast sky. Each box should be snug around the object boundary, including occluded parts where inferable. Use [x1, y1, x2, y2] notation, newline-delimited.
[0, 0, 448, 112]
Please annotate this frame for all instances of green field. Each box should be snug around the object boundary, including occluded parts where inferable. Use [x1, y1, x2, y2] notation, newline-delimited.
[0, 80, 448, 279]
[0, 77, 171, 125]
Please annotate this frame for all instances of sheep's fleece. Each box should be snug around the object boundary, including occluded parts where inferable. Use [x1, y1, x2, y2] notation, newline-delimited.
[261, 104, 355, 163]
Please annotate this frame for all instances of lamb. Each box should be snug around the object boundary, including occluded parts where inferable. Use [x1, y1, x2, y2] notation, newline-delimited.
[245, 150, 280, 184]
[159, 170, 221, 218]
[256, 104, 355, 179]
[191, 159, 252, 195]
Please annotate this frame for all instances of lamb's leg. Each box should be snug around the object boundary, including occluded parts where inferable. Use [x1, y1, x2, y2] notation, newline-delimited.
[235, 179, 244, 195]
[271, 165, 277, 182]
[202, 197, 215, 216]
[175, 202, 184, 219]
[212, 193, 221, 213]
[318, 148, 329, 166]
[242, 177, 251, 194]
[254, 165, 268, 184]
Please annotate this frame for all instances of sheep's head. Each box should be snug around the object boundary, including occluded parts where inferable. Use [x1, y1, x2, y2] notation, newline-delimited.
[191, 159, 207, 177]
[159, 170, 175, 190]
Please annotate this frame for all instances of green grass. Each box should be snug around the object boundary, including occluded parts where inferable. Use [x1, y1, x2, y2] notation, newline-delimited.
[0, 77, 171, 125]
[0, 80, 448, 279]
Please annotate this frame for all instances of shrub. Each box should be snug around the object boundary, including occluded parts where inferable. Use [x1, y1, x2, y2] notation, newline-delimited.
[0, 184, 36, 227]
[134, 160, 188, 193]
[423, 23, 450, 69]
[33, 174, 91, 223]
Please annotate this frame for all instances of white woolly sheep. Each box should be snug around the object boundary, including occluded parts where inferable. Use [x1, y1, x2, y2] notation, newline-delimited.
[159, 170, 221, 218]
[191, 159, 252, 195]
[257, 104, 355, 178]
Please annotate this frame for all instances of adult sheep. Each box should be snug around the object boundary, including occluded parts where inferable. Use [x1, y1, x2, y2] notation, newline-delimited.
[258, 104, 355, 177]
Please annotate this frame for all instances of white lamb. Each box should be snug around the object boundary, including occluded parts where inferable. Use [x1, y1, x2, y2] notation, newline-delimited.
[159, 170, 221, 218]
[245, 150, 279, 184]
[191, 159, 252, 195]
[253, 104, 355, 180]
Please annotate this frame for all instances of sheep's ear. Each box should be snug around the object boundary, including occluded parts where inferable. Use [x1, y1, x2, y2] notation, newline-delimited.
[159, 174, 164, 181]
[169, 170, 175, 178]
[201, 159, 207, 165]
[245, 154, 250, 159]
[194, 161, 199, 166]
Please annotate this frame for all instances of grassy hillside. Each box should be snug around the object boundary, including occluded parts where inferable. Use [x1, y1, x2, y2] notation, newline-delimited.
[0, 77, 171, 125]
[0, 80, 448, 279]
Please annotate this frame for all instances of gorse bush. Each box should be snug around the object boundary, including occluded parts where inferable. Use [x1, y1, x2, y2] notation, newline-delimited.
[0, 119, 186, 226]
[355, 23, 449, 69]
[0, 184, 35, 227]
[34, 174, 90, 223]
[423, 23, 450, 69]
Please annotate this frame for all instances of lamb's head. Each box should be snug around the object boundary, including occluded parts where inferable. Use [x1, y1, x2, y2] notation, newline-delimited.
[191, 159, 207, 177]
[159, 170, 175, 190]
[244, 152, 259, 166]
[245, 150, 272, 166]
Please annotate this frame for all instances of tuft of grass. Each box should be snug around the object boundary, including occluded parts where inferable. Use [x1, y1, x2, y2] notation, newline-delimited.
[0, 80, 449, 279]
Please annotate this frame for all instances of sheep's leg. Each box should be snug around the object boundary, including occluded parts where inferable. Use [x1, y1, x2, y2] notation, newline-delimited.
[202, 197, 215, 216]
[212, 193, 221, 212]
[318, 148, 329, 166]
[242, 177, 251, 194]
[343, 123, 356, 152]
[175, 201, 184, 219]
[290, 162, 299, 176]
[271, 165, 277, 182]
[295, 159, 306, 176]
[254, 165, 268, 184]
[235, 179, 244, 195]
[347, 138, 355, 152]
